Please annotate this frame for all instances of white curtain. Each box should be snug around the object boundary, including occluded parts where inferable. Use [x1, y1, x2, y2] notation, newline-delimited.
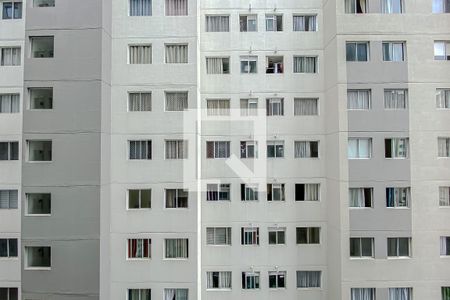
[0, 94, 19, 113]
[349, 188, 364, 207]
[390, 138, 408, 158]
[165, 92, 188, 111]
[389, 288, 412, 300]
[294, 56, 316, 73]
[165, 44, 188, 63]
[348, 90, 370, 109]
[129, 93, 151, 111]
[129, 45, 152, 64]
[165, 0, 187, 16]
[295, 141, 310, 158]
[305, 184, 319, 201]
[385, 90, 407, 109]
[164, 289, 175, 300]
[439, 187, 450, 206]
[436, 89, 450, 108]
[130, 0, 152, 16]
[438, 138, 450, 157]
[294, 98, 318, 115]
[1, 47, 21, 66]
[351, 288, 375, 300]
[382, 0, 402, 13]
[165, 140, 187, 159]
[345, 0, 355, 13]
[293, 16, 306, 31]
[207, 272, 231, 289]
[441, 236, 448, 255]
[206, 16, 229, 32]
[165, 239, 188, 258]
[206, 57, 224, 74]
[207, 99, 229, 116]
[297, 271, 321, 288]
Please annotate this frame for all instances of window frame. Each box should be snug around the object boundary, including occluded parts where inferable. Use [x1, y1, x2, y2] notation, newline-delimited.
[349, 237, 375, 258]
[206, 227, 232, 246]
[267, 141, 284, 158]
[25, 193, 51, 216]
[206, 183, 231, 201]
[242, 271, 261, 289]
[128, 92, 152, 112]
[241, 183, 259, 201]
[268, 227, 286, 245]
[0, 141, 19, 161]
[165, 139, 188, 159]
[296, 227, 321, 244]
[29, 36, 54, 58]
[267, 183, 285, 201]
[164, 238, 189, 259]
[240, 141, 258, 159]
[206, 141, 230, 159]
[128, 140, 152, 160]
[0, 238, 18, 258]
[127, 238, 151, 260]
[0, 46, 21, 66]
[2, 1, 23, 19]
[265, 14, 283, 32]
[28, 87, 53, 110]
[348, 138, 372, 159]
[239, 14, 258, 32]
[387, 237, 411, 258]
[241, 227, 260, 245]
[127, 189, 151, 210]
[24, 246, 51, 270]
[128, 44, 152, 64]
[346, 41, 369, 62]
[382, 41, 406, 62]
[240, 56, 258, 74]
[268, 271, 286, 289]
[164, 188, 189, 209]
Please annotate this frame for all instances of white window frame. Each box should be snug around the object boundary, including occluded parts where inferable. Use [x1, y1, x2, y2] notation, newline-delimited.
[265, 14, 282, 31]
[387, 237, 411, 258]
[165, 139, 188, 159]
[240, 56, 258, 74]
[242, 271, 260, 289]
[164, 189, 188, 209]
[206, 227, 232, 246]
[164, 238, 189, 260]
[206, 141, 230, 159]
[24, 246, 51, 270]
[239, 14, 257, 32]
[267, 140, 284, 158]
[267, 183, 285, 201]
[436, 89, 450, 109]
[240, 98, 258, 116]
[241, 227, 259, 245]
[206, 183, 231, 201]
[240, 141, 258, 158]
[382, 41, 406, 62]
[268, 227, 286, 245]
[127, 238, 151, 260]
[348, 138, 372, 159]
[127, 189, 151, 210]
[25, 193, 51, 216]
[268, 271, 286, 289]
[349, 237, 375, 258]
[241, 184, 259, 201]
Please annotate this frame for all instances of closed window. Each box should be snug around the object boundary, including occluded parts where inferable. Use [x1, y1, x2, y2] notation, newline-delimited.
[267, 141, 284, 158]
[436, 89, 450, 109]
[293, 56, 317, 73]
[388, 288, 412, 300]
[33, 0, 54, 7]
[383, 42, 406, 61]
[0, 190, 18, 209]
[0, 239, 17, 258]
[266, 98, 284, 116]
[294, 98, 318, 115]
[348, 138, 372, 159]
[206, 57, 229, 74]
[387, 238, 411, 257]
[0, 94, 19, 113]
[443, 287, 450, 300]
[165, 92, 188, 111]
[385, 138, 409, 158]
[346, 42, 369, 62]
[206, 141, 230, 158]
[386, 187, 410, 207]
[0, 288, 18, 300]
[347, 90, 371, 110]
[242, 272, 260, 289]
[240, 141, 257, 158]
[267, 183, 285, 201]
[240, 56, 257, 74]
[129, 45, 152, 64]
[345, 0, 367, 13]
[438, 137, 450, 157]
[128, 92, 151, 112]
[240, 98, 258, 116]
[30, 36, 54, 58]
[440, 236, 450, 256]
[165, 0, 187, 16]
[129, 140, 151, 160]
[351, 288, 376, 300]
[29, 87, 53, 109]
[128, 189, 151, 209]
[268, 227, 286, 245]
[0, 47, 21, 66]
[266, 56, 283, 74]
[265, 14, 282, 31]
[385, 89, 408, 109]
[269, 271, 286, 289]
[207, 99, 230, 116]
[165, 239, 188, 259]
[165, 189, 188, 208]
[206, 227, 231, 245]
[433, 0, 450, 12]
[26, 193, 51, 214]
[241, 184, 258, 201]
[25, 246, 51, 268]
[164, 289, 188, 300]
[435, 41, 450, 60]
[381, 0, 403, 13]
[241, 227, 259, 245]
[349, 187, 373, 208]
[293, 15, 317, 31]
[129, 0, 151, 16]
[207, 271, 232, 289]
[206, 15, 229, 32]
[350, 237, 374, 258]
[165, 140, 188, 159]
[127, 239, 151, 259]
[296, 227, 320, 244]
[294, 141, 319, 158]
[295, 183, 320, 201]
[240, 14, 257, 32]
[165, 44, 188, 63]
[2, 1, 22, 19]
[439, 187, 450, 206]
[296, 271, 321, 288]
[206, 184, 230, 201]
[128, 289, 151, 300]
[0, 142, 18, 161]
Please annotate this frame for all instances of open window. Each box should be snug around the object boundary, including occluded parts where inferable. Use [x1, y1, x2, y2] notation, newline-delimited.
[26, 193, 51, 215]
[27, 140, 52, 161]
[25, 246, 51, 268]
[266, 56, 283, 74]
[29, 88, 53, 109]
[345, 0, 367, 13]
[30, 36, 54, 58]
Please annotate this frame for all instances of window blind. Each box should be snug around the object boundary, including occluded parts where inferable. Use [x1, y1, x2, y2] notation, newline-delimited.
[0, 190, 18, 209]
[294, 98, 318, 115]
[165, 239, 188, 258]
[165, 92, 188, 111]
[129, 45, 152, 64]
[129, 92, 151, 111]
[165, 44, 188, 63]
[296, 271, 321, 288]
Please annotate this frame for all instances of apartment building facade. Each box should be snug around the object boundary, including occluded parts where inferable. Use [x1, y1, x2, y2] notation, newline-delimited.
[0, 0, 449, 300]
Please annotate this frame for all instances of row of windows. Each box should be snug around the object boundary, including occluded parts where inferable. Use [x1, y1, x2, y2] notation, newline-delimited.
[346, 0, 450, 13]
[1, 0, 55, 20]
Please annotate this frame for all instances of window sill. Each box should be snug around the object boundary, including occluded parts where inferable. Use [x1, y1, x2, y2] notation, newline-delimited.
[206, 288, 232, 292]
[349, 207, 373, 209]
[206, 244, 232, 247]
[126, 258, 151, 261]
[163, 258, 189, 261]
[296, 287, 322, 290]
[25, 214, 51, 217]
[126, 208, 152, 211]
[26, 160, 53, 163]
[0, 257, 19, 260]
[348, 157, 372, 160]
[386, 207, 410, 209]
[386, 256, 411, 259]
[349, 257, 374, 260]
[25, 267, 51, 271]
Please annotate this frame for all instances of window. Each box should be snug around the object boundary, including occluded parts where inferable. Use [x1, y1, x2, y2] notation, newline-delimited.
[240, 56, 257, 74]
[127, 239, 151, 259]
[165, 44, 188, 63]
[0, 142, 18, 161]
[206, 99, 230, 116]
[346, 42, 369, 62]
[267, 141, 284, 158]
[294, 98, 318, 115]
[165, 0, 187, 16]
[128, 189, 151, 209]
[349, 188, 373, 208]
[164, 289, 188, 300]
[242, 272, 260, 289]
[347, 90, 371, 110]
[0, 94, 19, 113]
[438, 137, 450, 157]
[240, 14, 257, 32]
[436, 89, 450, 109]
[435, 41, 450, 60]
[295, 184, 320, 201]
[30, 36, 54, 58]
[383, 42, 406, 61]
[165, 140, 188, 159]
[0, 288, 18, 300]
[293, 56, 317, 73]
[265, 14, 282, 31]
[33, 0, 55, 7]
[165, 239, 188, 259]
[128, 289, 151, 300]
[268, 227, 286, 245]
[266, 56, 283, 74]
[206, 271, 232, 289]
[266, 98, 284, 116]
[296, 227, 320, 244]
[128, 92, 151, 112]
[240, 141, 258, 158]
[385, 89, 408, 109]
[388, 288, 412, 300]
[206, 227, 231, 245]
[240, 99, 258, 116]
[206, 57, 229, 74]
[443, 287, 450, 300]
[440, 236, 450, 256]
[165, 92, 188, 111]
[348, 138, 372, 159]
[345, 0, 367, 13]
[351, 288, 376, 300]
[387, 238, 411, 257]
[205, 15, 229, 32]
[241, 227, 259, 245]
[385, 138, 409, 158]
[439, 187, 450, 206]
[381, 0, 403, 13]
[386, 187, 410, 208]
[0, 47, 20, 66]
[0, 239, 17, 258]
[25, 246, 51, 268]
[206, 141, 230, 158]
[129, 45, 152, 64]
[433, 0, 450, 12]
[206, 184, 230, 201]
[129, 0, 151, 16]
[294, 141, 319, 158]
[293, 15, 317, 31]
[350, 237, 374, 258]
[29, 88, 53, 109]
[269, 271, 286, 289]
[129, 140, 151, 160]
[296, 271, 321, 288]
[267, 184, 285, 201]
[26, 193, 51, 215]
[165, 189, 188, 208]
[241, 184, 258, 201]
[0, 190, 18, 209]
[2, 1, 22, 19]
